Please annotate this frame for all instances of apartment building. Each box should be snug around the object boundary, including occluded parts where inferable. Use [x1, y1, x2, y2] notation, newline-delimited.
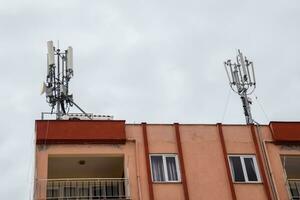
[34, 119, 300, 200]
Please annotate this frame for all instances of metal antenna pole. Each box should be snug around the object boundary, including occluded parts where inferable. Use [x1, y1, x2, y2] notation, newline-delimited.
[224, 50, 256, 124]
[56, 49, 61, 119]
[42, 40, 91, 120]
[241, 90, 253, 124]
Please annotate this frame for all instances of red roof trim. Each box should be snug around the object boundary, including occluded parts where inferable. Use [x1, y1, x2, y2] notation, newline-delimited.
[269, 122, 300, 142]
[35, 120, 126, 144]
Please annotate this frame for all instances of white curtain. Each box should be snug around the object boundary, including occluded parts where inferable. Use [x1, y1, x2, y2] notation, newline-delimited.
[166, 157, 178, 181]
[151, 156, 165, 181]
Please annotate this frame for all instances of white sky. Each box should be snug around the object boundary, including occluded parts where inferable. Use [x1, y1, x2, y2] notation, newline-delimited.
[1, 0, 300, 199]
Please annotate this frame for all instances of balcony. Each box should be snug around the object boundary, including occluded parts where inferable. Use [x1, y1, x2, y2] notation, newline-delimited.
[35, 178, 130, 199]
[35, 155, 129, 200]
[289, 179, 300, 200]
[282, 156, 300, 200]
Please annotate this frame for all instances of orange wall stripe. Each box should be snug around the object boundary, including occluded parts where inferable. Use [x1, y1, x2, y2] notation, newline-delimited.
[142, 122, 154, 200]
[217, 123, 237, 200]
[174, 123, 190, 200]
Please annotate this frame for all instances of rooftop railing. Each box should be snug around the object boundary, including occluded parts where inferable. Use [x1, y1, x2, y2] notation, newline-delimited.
[41, 112, 114, 120]
[35, 178, 130, 200]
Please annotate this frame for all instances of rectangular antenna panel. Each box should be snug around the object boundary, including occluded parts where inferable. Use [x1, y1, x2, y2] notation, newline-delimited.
[46, 54, 49, 75]
[67, 46, 73, 70]
[238, 50, 247, 78]
[47, 41, 55, 66]
[251, 62, 256, 83]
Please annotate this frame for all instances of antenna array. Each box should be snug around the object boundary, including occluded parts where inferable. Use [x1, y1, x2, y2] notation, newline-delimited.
[224, 50, 256, 124]
[42, 41, 91, 119]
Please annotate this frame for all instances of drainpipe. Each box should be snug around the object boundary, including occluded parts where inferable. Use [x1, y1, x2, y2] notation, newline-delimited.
[127, 138, 143, 200]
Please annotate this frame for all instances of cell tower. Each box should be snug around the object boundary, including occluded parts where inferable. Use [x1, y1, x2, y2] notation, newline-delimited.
[224, 50, 256, 124]
[41, 41, 91, 119]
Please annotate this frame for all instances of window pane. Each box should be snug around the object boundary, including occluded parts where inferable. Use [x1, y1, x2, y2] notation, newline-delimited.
[244, 158, 258, 181]
[166, 157, 178, 181]
[151, 156, 165, 181]
[289, 180, 300, 198]
[229, 156, 245, 182]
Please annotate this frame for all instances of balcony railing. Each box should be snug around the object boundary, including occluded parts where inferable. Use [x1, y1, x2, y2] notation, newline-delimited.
[35, 178, 130, 200]
[289, 179, 300, 200]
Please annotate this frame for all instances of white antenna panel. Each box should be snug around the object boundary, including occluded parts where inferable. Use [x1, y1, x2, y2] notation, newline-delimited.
[40, 82, 46, 95]
[238, 50, 247, 78]
[67, 46, 73, 70]
[46, 54, 50, 75]
[47, 41, 55, 66]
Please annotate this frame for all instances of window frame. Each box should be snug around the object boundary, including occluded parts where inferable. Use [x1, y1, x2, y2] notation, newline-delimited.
[228, 155, 261, 183]
[149, 154, 181, 183]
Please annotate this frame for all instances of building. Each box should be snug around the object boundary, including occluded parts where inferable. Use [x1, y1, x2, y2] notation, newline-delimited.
[34, 119, 300, 200]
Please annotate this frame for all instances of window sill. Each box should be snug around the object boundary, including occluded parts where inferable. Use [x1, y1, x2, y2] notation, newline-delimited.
[152, 181, 182, 184]
[233, 181, 263, 184]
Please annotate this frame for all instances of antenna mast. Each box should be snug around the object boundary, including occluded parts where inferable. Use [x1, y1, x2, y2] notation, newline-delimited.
[42, 41, 91, 119]
[224, 50, 256, 124]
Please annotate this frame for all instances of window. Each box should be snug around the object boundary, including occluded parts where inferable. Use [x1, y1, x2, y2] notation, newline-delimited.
[281, 155, 300, 200]
[228, 155, 261, 183]
[150, 154, 181, 182]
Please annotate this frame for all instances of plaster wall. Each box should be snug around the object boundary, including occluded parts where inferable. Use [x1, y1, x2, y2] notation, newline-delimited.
[35, 123, 300, 200]
[258, 125, 300, 200]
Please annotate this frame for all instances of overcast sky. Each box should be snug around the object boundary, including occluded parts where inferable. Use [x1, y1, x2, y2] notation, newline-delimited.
[1, 0, 300, 199]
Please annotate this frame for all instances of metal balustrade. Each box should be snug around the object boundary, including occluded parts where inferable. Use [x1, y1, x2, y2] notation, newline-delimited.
[289, 179, 300, 200]
[35, 178, 130, 200]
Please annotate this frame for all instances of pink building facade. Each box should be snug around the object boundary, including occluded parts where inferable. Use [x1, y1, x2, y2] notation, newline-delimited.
[34, 120, 300, 200]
